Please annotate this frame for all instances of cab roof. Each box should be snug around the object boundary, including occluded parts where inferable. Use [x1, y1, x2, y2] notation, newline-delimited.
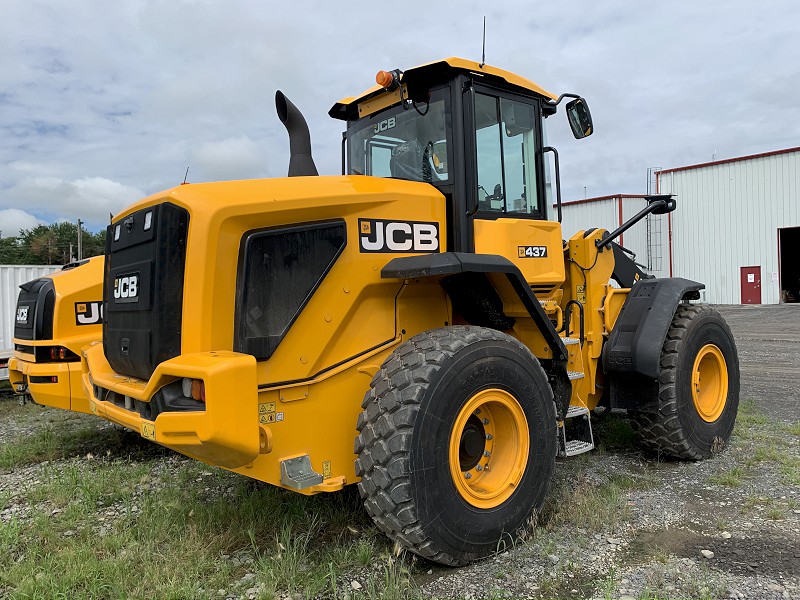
[329, 56, 557, 121]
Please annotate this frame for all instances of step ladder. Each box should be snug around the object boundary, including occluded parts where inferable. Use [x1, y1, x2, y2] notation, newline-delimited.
[558, 405, 595, 457]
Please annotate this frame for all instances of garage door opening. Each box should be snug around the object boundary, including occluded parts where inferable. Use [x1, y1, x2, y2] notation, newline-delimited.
[779, 227, 800, 303]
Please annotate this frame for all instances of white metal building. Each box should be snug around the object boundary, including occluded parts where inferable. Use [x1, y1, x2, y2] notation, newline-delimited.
[657, 147, 800, 305]
[560, 147, 800, 304]
[559, 194, 670, 279]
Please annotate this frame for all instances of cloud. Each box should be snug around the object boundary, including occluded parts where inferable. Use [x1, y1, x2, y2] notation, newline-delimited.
[0, 0, 799, 227]
[189, 136, 265, 182]
[5, 176, 145, 231]
[0, 208, 43, 237]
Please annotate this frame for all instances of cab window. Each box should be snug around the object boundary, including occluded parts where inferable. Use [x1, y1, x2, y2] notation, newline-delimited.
[474, 93, 540, 215]
[347, 89, 451, 184]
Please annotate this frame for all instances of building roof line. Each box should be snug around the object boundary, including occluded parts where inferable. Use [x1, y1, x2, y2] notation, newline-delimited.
[657, 146, 800, 176]
[556, 194, 646, 208]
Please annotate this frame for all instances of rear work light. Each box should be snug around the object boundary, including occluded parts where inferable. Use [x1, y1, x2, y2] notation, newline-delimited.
[182, 378, 206, 403]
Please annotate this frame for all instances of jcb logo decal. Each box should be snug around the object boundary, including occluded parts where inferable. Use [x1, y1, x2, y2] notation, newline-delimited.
[373, 116, 396, 134]
[16, 306, 29, 324]
[75, 301, 103, 326]
[113, 273, 139, 303]
[358, 218, 439, 254]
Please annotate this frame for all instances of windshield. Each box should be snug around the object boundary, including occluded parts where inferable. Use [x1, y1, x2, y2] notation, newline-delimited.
[347, 89, 451, 184]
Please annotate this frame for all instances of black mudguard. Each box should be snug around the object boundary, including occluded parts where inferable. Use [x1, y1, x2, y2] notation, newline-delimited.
[382, 252, 573, 419]
[602, 277, 704, 411]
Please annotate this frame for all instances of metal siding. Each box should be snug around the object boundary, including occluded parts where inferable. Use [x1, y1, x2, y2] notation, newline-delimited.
[1, 265, 61, 351]
[560, 198, 619, 241]
[560, 196, 668, 277]
[659, 149, 800, 304]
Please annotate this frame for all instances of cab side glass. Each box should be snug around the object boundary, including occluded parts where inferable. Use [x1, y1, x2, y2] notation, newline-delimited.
[566, 97, 593, 139]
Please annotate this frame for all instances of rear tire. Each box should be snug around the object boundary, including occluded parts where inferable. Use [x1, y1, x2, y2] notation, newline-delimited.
[354, 326, 556, 566]
[632, 304, 739, 459]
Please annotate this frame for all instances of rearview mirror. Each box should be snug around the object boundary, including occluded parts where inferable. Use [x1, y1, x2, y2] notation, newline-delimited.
[566, 97, 593, 139]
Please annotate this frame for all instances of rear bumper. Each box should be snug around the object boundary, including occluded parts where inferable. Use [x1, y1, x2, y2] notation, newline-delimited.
[8, 355, 89, 413]
[82, 342, 260, 469]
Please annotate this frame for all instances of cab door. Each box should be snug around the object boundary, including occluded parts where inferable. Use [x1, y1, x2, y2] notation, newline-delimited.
[469, 88, 565, 288]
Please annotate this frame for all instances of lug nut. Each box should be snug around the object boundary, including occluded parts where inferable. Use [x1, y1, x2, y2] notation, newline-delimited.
[464, 472, 472, 479]
[476, 465, 483, 471]
[483, 450, 491, 457]
[474, 408, 481, 414]
[486, 434, 493, 440]
[482, 418, 489, 425]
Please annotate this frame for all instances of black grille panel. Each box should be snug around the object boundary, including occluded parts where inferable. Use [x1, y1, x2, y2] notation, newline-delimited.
[235, 221, 346, 360]
[103, 203, 189, 380]
[14, 278, 55, 341]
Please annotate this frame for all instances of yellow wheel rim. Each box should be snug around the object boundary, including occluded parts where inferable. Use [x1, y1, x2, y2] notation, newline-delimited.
[691, 344, 728, 422]
[448, 388, 529, 509]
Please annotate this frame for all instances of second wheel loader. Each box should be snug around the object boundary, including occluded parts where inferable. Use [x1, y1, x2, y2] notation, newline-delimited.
[81, 57, 739, 565]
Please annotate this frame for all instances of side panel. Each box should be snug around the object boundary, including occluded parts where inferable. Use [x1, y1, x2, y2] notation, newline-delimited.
[472, 219, 565, 289]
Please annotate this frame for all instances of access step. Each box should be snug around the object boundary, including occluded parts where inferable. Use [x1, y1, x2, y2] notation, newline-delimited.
[558, 404, 595, 457]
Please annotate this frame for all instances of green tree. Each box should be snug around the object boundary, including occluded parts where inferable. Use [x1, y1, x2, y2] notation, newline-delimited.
[1, 223, 106, 265]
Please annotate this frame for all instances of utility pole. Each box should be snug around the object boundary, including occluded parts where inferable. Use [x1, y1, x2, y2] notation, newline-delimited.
[77, 219, 83, 261]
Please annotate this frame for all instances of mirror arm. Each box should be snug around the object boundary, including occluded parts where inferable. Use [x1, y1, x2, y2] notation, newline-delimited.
[543, 146, 562, 223]
[547, 92, 582, 108]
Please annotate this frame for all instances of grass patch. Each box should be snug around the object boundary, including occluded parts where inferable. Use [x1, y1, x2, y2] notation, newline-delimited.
[596, 414, 639, 451]
[0, 455, 419, 599]
[787, 421, 800, 436]
[708, 467, 745, 487]
[542, 470, 647, 533]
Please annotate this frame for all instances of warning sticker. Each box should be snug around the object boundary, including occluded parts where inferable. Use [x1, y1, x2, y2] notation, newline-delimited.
[258, 402, 276, 414]
[576, 285, 586, 305]
[323, 460, 332, 479]
[259, 413, 277, 424]
[141, 422, 156, 440]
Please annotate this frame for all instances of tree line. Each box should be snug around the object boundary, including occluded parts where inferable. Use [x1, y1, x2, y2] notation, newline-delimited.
[0, 222, 106, 265]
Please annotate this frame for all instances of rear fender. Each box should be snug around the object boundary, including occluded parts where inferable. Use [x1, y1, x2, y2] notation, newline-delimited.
[382, 252, 572, 418]
[602, 277, 704, 411]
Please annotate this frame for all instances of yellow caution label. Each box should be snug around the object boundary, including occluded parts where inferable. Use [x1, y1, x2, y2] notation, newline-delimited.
[576, 285, 586, 305]
[323, 460, 332, 479]
[141, 422, 156, 441]
[361, 221, 372, 234]
[76, 303, 87, 313]
[258, 402, 276, 414]
[259, 413, 277, 424]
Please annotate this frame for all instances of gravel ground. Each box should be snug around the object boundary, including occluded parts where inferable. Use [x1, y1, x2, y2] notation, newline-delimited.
[1, 304, 798, 599]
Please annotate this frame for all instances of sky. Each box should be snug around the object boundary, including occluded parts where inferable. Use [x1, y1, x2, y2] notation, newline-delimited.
[1, 0, 799, 236]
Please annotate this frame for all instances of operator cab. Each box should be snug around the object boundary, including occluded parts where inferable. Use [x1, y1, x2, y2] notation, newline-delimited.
[330, 57, 593, 252]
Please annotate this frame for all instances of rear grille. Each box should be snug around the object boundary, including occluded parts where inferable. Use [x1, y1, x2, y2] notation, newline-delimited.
[103, 203, 189, 380]
[14, 278, 55, 341]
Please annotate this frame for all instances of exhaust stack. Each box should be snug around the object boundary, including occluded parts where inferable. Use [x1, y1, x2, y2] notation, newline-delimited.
[275, 91, 318, 177]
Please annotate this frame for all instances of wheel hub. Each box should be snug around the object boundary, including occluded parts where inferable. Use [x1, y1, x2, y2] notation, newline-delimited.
[448, 388, 529, 509]
[691, 343, 728, 422]
[459, 415, 486, 471]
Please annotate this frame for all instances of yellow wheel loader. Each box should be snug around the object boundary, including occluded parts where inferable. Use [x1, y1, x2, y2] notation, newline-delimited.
[9, 256, 104, 414]
[82, 58, 739, 565]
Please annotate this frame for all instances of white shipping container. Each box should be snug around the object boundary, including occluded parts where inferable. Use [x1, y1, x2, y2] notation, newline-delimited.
[0, 265, 61, 379]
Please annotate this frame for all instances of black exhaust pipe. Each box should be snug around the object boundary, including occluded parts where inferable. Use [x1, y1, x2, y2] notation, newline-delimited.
[275, 90, 318, 177]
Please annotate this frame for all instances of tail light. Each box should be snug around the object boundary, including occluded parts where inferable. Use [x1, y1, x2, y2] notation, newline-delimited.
[182, 378, 206, 403]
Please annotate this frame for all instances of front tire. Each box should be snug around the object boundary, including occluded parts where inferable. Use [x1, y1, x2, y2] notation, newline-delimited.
[633, 305, 740, 459]
[354, 326, 556, 566]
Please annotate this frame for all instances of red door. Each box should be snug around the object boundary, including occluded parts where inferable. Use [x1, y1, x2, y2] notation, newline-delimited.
[740, 266, 761, 304]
